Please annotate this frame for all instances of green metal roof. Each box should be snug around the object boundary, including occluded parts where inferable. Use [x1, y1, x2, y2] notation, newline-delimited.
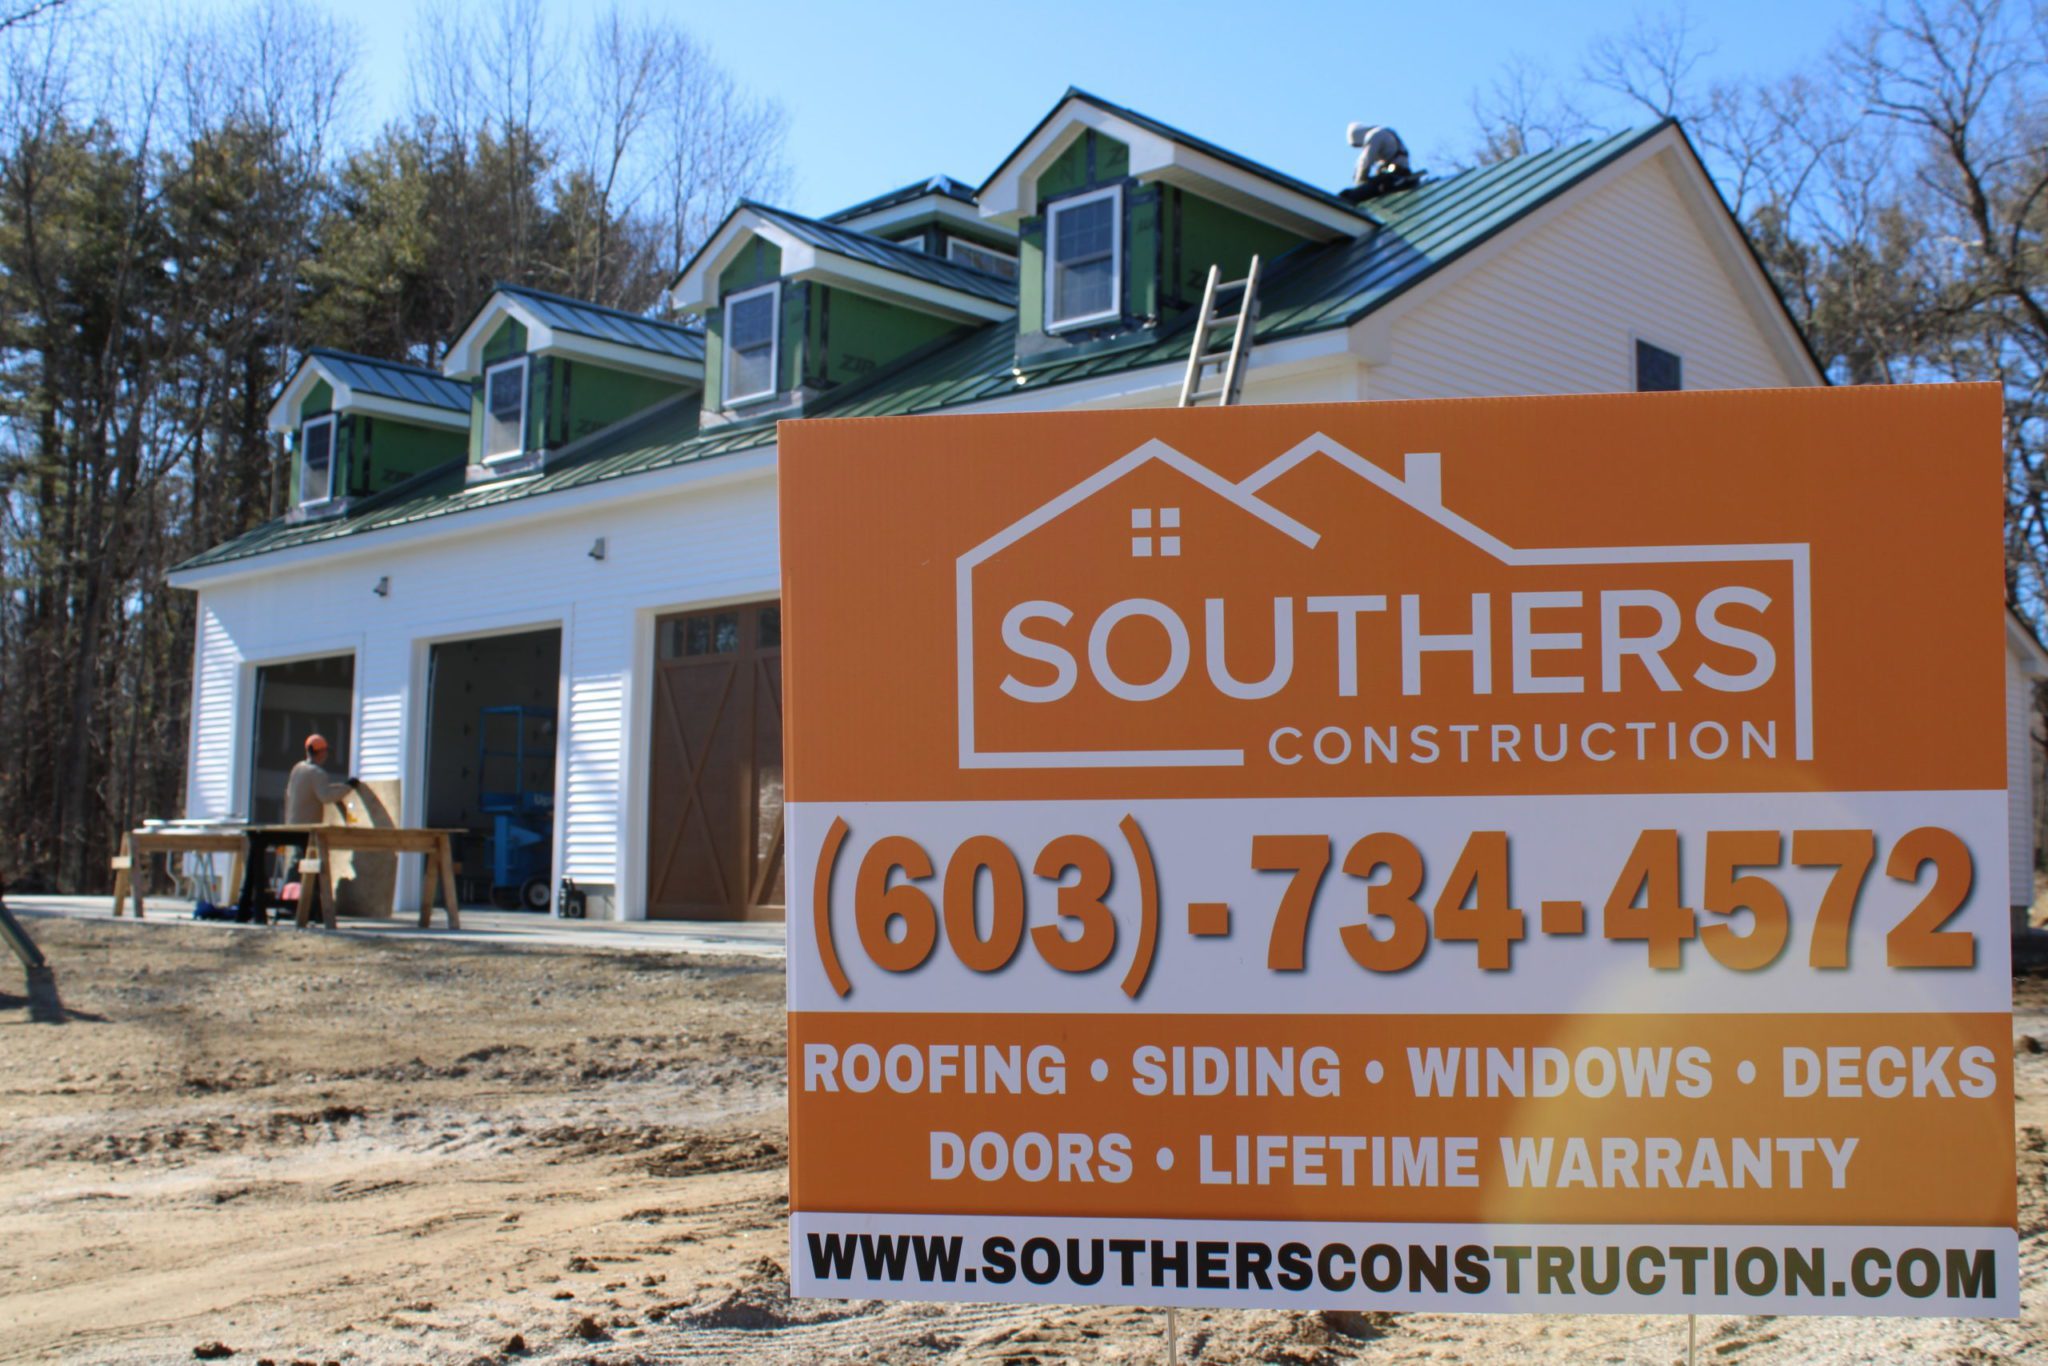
[493, 282, 706, 363]
[983, 87, 1376, 226]
[824, 124, 1670, 415]
[824, 174, 977, 224]
[179, 395, 776, 569]
[307, 348, 470, 412]
[178, 124, 1668, 576]
[742, 203, 1019, 301]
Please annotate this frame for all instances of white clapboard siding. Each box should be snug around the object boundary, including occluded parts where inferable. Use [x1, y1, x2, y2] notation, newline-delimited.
[185, 605, 243, 818]
[183, 470, 780, 909]
[1370, 156, 1799, 401]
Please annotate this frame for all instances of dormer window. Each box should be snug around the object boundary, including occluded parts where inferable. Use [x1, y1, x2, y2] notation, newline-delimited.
[482, 357, 528, 461]
[946, 236, 1019, 281]
[298, 414, 336, 505]
[723, 282, 779, 405]
[1045, 185, 1121, 331]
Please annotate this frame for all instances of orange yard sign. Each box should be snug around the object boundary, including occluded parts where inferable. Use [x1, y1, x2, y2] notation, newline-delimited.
[779, 387, 2016, 1317]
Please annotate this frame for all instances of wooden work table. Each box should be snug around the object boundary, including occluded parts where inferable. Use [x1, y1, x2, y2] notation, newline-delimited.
[112, 824, 462, 930]
[111, 830, 247, 920]
[265, 824, 463, 931]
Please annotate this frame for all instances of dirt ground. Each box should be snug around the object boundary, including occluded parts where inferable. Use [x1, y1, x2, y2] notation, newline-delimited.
[3, 913, 2047, 1365]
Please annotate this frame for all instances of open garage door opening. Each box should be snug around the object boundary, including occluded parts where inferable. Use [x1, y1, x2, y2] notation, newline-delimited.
[424, 628, 561, 911]
[250, 655, 355, 824]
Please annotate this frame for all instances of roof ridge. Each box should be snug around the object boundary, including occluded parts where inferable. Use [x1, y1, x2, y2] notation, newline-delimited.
[982, 87, 1371, 222]
[494, 280, 701, 333]
[304, 345, 448, 375]
[746, 202, 1019, 297]
[822, 173, 977, 223]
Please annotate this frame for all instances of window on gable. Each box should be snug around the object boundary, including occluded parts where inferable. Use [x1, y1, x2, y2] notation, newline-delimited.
[1635, 340, 1682, 392]
[946, 235, 1018, 281]
[1046, 185, 1121, 330]
[482, 357, 528, 460]
[723, 282, 780, 405]
[298, 414, 336, 505]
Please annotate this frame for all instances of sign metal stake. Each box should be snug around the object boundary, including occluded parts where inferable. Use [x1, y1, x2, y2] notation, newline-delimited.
[1687, 1312, 1697, 1366]
[1166, 1307, 1178, 1364]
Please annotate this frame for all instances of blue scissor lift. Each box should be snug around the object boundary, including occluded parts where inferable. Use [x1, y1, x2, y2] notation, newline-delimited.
[478, 705, 556, 911]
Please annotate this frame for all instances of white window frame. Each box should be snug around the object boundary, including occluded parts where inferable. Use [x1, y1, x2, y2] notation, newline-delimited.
[298, 413, 336, 505]
[722, 281, 781, 406]
[1044, 184, 1123, 332]
[481, 356, 529, 463]
[946, 235, 1018, 278]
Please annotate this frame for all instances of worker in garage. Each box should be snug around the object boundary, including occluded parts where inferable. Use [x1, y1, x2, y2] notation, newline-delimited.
[236, 735, 358, 924]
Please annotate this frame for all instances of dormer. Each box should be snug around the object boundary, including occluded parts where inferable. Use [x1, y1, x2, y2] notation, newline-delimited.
[442, 284, 704, 480]
[268, 349, 470, 521]
[979, 89, 1370, 358]
[824, 175, 1020, 281]
[667, 202, 1015, 422]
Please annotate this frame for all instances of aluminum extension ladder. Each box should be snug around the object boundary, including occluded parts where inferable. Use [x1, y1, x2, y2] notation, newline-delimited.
[1176, 255, 1262, 407]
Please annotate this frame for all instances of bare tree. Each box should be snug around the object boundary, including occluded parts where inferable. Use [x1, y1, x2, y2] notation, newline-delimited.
[652, 42, 789, 280]
[0, 0, 72, 35]
[1468, 55, 1594, 165]
[1583, 3, 1713, 118]
[1841, 0, 2048, 606]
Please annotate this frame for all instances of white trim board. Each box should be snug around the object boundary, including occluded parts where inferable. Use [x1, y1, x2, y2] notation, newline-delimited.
[978, 94, 1364, 240]
[667, 208, 1013, 323]
[443, 292, 704, 384]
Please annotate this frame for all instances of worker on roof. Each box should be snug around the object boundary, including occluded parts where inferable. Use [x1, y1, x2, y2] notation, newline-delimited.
[236, 735, 358, 924]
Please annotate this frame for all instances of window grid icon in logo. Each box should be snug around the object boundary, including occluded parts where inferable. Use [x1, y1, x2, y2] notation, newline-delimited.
[1131, 506, 1181, 558]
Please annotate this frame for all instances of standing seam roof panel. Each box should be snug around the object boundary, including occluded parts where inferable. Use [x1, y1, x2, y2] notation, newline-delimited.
[496, 284, 707, 363]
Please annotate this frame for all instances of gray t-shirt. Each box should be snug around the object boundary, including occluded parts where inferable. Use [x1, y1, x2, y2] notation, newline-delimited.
[284, 760, 351, 824]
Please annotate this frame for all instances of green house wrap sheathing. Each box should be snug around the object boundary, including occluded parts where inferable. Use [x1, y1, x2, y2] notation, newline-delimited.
[298, 380, 334, 423]
[706, 238, 784, 404]
[544, 359, 688, 447]
[471, 316, 693, 458]
[291, 373, 464, 502]
[348, 417, 466, 496]
[703, 225, 983, 408]
[803, 285, 965, 390]
[1018, 128, 1313, 340]
[181, 123, 1672, 574]
[1016, 129, 1132, 336]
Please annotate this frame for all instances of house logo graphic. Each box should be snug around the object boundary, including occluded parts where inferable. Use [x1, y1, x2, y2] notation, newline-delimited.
[954, 432, 1813, 772]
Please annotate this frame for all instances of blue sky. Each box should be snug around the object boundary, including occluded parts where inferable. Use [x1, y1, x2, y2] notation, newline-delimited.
[328, 0, 1866, 217]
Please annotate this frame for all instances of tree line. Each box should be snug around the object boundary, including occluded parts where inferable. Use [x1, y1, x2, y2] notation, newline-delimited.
[3, 0, 2043, 892]
[0, 0, 787, 889]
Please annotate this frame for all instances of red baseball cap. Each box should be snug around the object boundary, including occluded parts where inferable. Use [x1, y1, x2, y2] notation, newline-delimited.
[305, 734, 328, 755]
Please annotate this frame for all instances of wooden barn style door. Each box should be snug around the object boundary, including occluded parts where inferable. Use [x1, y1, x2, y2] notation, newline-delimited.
[646, 601, 785, 920]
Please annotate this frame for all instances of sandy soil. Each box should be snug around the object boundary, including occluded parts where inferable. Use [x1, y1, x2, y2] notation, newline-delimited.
[3, 913, 2047, 1364]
